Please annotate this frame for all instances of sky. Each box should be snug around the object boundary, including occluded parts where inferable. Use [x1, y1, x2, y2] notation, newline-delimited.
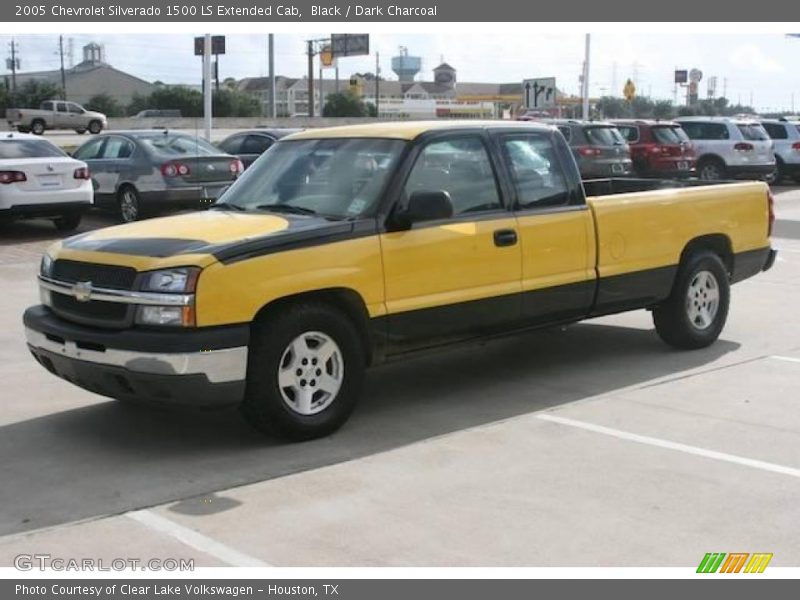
[5, 32, 800, 112]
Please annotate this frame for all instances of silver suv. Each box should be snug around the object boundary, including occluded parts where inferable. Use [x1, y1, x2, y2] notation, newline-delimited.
[760, 118, 800, 184]
[675, 116, 775, 181]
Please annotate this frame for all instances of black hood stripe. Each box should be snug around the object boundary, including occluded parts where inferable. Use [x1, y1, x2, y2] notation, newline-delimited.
[63, 237, 215, 258]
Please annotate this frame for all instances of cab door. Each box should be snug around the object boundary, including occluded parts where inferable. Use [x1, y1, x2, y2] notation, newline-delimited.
[380, 134, 522, 354]
[497, 132, 596, 325]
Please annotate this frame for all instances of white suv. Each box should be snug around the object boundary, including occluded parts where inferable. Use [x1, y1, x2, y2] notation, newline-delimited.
[675, 117, 775, 181]
[760, 118, 800, 184]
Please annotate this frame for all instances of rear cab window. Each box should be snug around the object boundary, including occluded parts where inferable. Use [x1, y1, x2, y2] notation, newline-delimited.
[584, 126, 625, 146]
[737, 124, 770, 141]
[0, 139, 66, 159]
[652, 126, 684, 145]
[501, 133, 570, 209]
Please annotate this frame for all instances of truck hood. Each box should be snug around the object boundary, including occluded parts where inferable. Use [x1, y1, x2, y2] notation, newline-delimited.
[51, 210, 370, 272]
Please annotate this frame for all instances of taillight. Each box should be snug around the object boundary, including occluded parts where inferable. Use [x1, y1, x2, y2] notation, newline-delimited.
[767, 188, 775, 237]
[577, 146, 601, 157]
[161, 162, 190, 177]
[73, 167, 91, 180]
[229, 159, 244, 176]
[0, 171, 26, 184]
[792, 142, 800, 152]
[734, 142, 754, 152]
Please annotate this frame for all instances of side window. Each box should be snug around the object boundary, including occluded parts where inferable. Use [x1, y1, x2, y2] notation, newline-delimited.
[705, 123, 729, 140]
[56, 102, 67, 113]
[502, 135, 570, 210]
[241, 135, 274, 155]
[763, 123, 788, 140]
[72, 138, 105, 160]
[218, 135, 244, 155]
[67, 103, 83, 114]
[557, 126, 572, 142]
[403, 136, 502, 217]
[102, 137, 134, 159]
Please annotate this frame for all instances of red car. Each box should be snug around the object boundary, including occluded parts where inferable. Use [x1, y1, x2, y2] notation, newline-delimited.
[612, 119, 696, 178]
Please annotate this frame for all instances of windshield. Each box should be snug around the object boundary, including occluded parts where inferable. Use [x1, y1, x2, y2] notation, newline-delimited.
[652, 126, 684, 145]
[0, 139, 66, 159]
[137, 134, 222, 156]
[737, 124, 769, 141]
[218, 138, 406, 219]
[584, 126, 624, 146]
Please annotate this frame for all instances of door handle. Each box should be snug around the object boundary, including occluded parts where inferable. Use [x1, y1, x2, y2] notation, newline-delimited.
[493, 229, 518, 247]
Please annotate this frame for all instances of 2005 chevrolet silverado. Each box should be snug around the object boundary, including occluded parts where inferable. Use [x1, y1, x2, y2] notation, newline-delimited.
[23, 121, 777, 439]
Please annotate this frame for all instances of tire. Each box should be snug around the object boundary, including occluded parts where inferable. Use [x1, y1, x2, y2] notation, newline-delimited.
[117, 186, 141, 223]
[241, 302, 366, 440]
[770, 157, 785, 185]
[88, 120, 103, 135]
[53, 213, 81, 232]
[653, 251, 730, 350]
[75, 128, 87, 135]
[30, 120, 45, 135]
[697, 158, 726, 181]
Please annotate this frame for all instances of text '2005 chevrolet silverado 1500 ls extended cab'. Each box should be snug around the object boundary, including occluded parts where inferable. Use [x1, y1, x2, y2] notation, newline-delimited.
[23, 121, 777, 439]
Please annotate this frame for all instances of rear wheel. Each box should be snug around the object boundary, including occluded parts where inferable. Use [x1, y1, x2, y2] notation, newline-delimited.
[241, 302, 366, 440]
[653, 251, 730, 349]
[88, 120, 103, 135]
[30, 120, 45, 135]
[697, 158, 725, 181]
[117, 186, 141, 223]
[53, 213, 82, 232]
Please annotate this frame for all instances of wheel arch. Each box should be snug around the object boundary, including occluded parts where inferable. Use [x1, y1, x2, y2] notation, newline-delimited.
[679, 233, 734, 276]
[696, 153, 726, 167]
[251, 287, 377, 366]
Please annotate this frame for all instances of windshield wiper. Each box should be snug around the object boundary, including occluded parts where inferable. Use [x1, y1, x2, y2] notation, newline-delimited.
[211, 201, 245, 211]
[255, 204, 318, 216]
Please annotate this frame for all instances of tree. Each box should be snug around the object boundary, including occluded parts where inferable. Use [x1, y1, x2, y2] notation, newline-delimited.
[322, 92, 373, 117]
[212, 88, 261, 117]
[84, 93, 123, 117]
[7, 80, 61, 109]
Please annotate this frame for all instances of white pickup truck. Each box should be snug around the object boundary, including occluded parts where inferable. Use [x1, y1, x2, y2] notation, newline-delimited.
[6, 100, 107, 136]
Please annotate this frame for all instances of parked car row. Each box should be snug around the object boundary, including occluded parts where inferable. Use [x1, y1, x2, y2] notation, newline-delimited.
[528, 115, 800, 185]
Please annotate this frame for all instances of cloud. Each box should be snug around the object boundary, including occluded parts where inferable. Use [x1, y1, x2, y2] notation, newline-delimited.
[730, 43, 784, 73]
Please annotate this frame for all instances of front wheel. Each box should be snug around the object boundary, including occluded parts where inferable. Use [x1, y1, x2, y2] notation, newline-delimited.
[653, 251, 730, 350]
[241, 303, 366, 440]
[697, 159, 725, 181]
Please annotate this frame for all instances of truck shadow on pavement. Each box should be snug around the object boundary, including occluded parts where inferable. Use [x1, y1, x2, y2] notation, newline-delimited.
[0, 321, 740, 537]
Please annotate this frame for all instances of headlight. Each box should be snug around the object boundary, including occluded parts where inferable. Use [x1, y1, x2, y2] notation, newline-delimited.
[40, 254, 54, 278]
[140, 267, 199, 293]
[136, 306, 194, 327]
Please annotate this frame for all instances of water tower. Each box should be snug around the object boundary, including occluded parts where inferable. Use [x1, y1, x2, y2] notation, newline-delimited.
[391, 46, 421, 83]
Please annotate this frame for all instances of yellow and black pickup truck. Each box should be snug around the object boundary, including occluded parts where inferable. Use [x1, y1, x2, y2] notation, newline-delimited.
[24, 121, 776, 439]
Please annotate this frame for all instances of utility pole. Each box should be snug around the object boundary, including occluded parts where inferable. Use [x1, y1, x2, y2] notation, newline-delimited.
[319, 61, 324, 116]
[375, 52, 380, 117]
[203, 33, 212, 141]
[59, 35, 67, 100]
[307, 40, 314, 117]
[8, 38, 19, 94]
[582, 34, 590, 120]
[268, 34, 276, 119]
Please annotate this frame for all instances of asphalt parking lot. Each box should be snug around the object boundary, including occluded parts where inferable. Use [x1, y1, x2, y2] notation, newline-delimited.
[0, 188, 798, 567]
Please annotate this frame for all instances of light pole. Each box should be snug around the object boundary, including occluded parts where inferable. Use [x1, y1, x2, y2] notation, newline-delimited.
[582, 34, 591, 120]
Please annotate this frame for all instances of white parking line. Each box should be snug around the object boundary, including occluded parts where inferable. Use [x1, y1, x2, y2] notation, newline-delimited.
[126, 509, 271, 567]
[770, 355, 800, 364]
[537, 414, 800, 479]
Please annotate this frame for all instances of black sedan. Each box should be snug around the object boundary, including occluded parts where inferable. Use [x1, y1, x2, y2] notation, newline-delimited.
[217, 128, 303, 169]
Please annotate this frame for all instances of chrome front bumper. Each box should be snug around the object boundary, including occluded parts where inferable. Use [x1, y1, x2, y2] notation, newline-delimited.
[25, 327, 247, 384]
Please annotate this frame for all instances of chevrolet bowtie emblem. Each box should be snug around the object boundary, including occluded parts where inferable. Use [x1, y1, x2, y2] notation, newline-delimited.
[72, 281, 93, 303]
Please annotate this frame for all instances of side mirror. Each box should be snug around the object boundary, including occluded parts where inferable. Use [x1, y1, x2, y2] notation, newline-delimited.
[394, 190, 453, 229]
